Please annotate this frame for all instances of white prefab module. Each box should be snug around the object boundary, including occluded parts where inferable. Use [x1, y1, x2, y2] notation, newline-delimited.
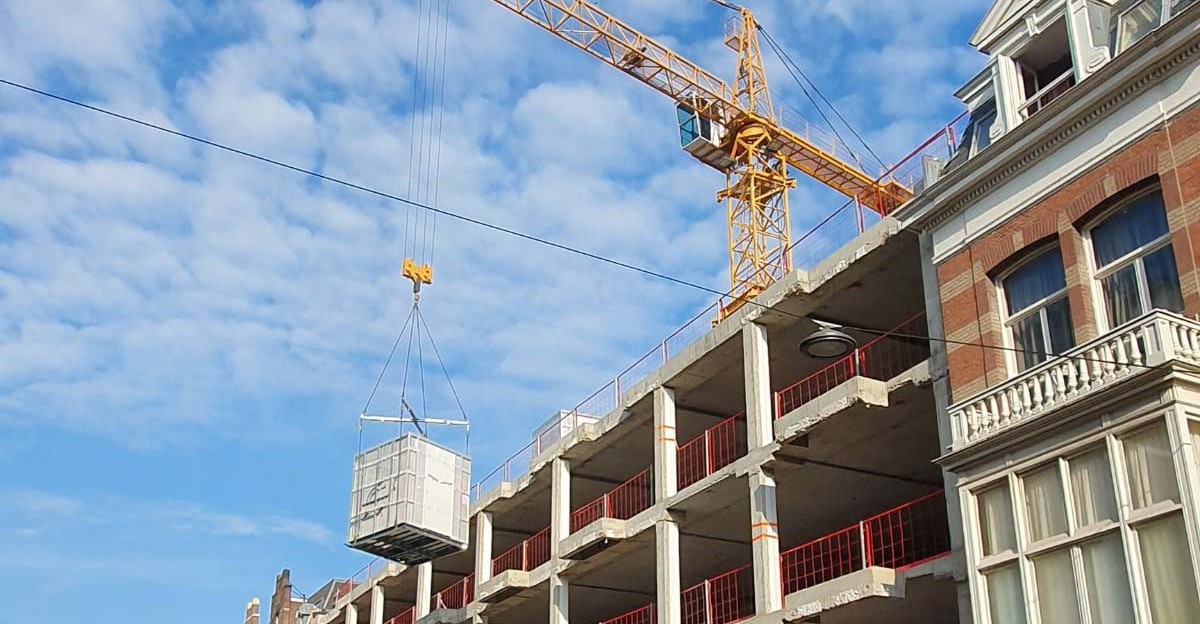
[348, 434, 471, 563]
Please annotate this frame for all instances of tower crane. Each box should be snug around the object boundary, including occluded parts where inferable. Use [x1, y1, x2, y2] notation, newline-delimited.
[485, 0, 911, 318]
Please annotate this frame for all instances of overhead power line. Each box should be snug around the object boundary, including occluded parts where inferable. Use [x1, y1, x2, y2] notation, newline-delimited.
[0, 77, 1156, 371]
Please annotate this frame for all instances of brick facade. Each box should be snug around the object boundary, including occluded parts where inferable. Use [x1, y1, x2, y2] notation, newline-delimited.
[269, 569, 298, 624]
[937, 102, 1200, 403]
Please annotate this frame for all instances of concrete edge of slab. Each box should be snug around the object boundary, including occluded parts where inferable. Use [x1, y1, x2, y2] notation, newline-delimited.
[774, 377, 890, 442]
[780, 566, 904, 621]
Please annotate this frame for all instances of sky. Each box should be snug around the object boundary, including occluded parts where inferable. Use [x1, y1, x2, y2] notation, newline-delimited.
[0, 0, 989, 621]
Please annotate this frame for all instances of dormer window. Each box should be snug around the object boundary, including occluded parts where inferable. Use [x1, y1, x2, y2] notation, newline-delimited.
[1016, 20, 1076, 119]
[1112, 0, 1163, 53]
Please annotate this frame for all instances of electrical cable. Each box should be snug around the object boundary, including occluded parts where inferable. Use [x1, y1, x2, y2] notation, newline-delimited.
[0, 77, 1158, 371]
[758, 25, 886, 171]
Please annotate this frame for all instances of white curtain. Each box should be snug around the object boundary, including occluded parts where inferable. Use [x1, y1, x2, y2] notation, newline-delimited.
[1081, 533, 1134, 624]
[1024, 466, 1068, 542]
[1070, 448, 1117, 527]
[1138, 514, 1200, 622]
[986, 564, 1027, 624]
[1034, 548, 1080, 623]
[1123, 423, 1180, 510]
[978, 485, 1017, 556]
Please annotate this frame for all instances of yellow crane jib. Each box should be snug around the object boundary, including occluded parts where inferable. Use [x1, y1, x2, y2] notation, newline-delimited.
[402, 258, 434, 297]
[484, 0, 911, 318]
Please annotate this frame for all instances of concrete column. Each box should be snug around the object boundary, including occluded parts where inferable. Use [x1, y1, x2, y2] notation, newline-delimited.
[370, 586, 384, 624]
[474, 511, 493, 592]
[346, 602, 359, 624]
[743, 322, 774, 450]
[654, 386, 678, 499]
[748, 468, 782, 614]
[550, 457, 571, 624]
[550, 457, 571, 547]
[655, 517, 682, 624]
[415, 562, 433, 618]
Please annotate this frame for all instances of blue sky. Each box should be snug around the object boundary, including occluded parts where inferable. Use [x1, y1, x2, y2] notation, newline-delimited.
[0, 0, 989, 621]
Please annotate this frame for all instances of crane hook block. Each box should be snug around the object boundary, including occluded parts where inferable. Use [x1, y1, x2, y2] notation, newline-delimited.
[402, 258, 434, 291]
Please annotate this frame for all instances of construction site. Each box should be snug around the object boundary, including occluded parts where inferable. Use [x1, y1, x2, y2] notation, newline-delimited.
[244, 1, 1200, 624]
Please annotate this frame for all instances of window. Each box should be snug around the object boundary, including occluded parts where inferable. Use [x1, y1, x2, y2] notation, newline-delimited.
[1122, 422, 1180, 510]
[1001, 247, 1075, 372]
[971, 102, 998, 157]
[986, 564, 1027, 624]
[969, 420, 1200, 624]
[978, 484, 1017, 556]
[1015, 21, 1076, 118]
[1089, 187, 1183, 328]
[1024, 465, 1068, 542]
[1137, 514, 1200, 621]
[1111, 0, 1163, 53]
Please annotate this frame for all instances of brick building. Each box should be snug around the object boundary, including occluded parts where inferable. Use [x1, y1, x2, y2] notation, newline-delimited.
[900, 0, 1200, 622]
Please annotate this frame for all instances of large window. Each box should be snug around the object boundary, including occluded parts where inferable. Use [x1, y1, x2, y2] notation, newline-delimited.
[1001, 247, 1075, 372]
[1089, 187, 1183, 328]
[1015, 20, 1076, 118]
[1111, 0, 1200, 55]
[969, 418, 1200, 624]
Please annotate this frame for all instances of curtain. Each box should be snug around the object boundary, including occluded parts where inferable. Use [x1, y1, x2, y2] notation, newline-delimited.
[1138, 514, 1200, 622]
[1024, 466, 1068, 542]
[1081, 533, 1134, 624]
[979, 485, 1017, 556]
[1144, 245, 1185, 312]
[1102, 265, 1144, 328]
[1123, 423, 1180, 510]
[987, 564, 1028, 624]
[1012, 315, 1046, 372]
[1092, 191, 1169, 267]
[1070, 447, 1117, 527]
[1005, 249, 1067, 314]
[1034, 548, 1081, 624]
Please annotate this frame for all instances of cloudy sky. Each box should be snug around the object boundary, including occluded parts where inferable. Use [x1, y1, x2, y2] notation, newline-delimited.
[0, 0, 988, 621]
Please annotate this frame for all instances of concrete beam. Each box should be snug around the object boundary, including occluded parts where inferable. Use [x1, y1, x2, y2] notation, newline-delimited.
[654, 386, 678, 500]
[748, 468, 782, 614]
[474, 511, 494, 592]
[370, 586, 384, 624]
[416, 562, 432, 619]
[743, 322, 773, 450]
[656, 517, 682, 624]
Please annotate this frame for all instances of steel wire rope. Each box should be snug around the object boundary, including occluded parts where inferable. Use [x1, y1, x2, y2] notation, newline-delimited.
[398, 302, 420, 434]
[415, 0, 439, 261]
[0, 77, 1159, 372]
[359, 302, 419, 452]
[428, 0, 452, 267]
[404, 0, 430, 262]
[758, 25, 887, 172]
[417, 306, 471, 451]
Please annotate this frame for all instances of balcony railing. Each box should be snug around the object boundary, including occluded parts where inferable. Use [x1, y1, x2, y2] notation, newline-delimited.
[781, 491, 950, 596]
[570, 468, 653, 533]
[949, 310, 1200, 450]
[677, 412, 747, 490]
[432, 574, 474, 610]
[1019, 68, 1075, 118]
[492, 526, 552, 575]
[599, 603, 656, 624]
[681, 565, 754, 624]
[385, 608, 415, 624]
[775, 312, 929, 417]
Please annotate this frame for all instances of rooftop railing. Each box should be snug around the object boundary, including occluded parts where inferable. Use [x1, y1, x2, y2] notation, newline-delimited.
[471, 114, 965, 504]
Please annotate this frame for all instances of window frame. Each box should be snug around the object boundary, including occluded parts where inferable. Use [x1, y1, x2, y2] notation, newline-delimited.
[963, 413, 1200, 624]
[996, 244, 1074, 375]
[1083, 185, 1180, 332]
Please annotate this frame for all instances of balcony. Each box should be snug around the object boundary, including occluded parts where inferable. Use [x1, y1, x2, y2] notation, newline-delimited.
[948, 310, 1200, 451]
[480, 527, 551, 603]
[562, 469, 654, 559]
[677, 412, 747, 491]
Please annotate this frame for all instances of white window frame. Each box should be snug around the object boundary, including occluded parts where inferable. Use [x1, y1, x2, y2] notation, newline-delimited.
[962, 413, 1200, 624]
[1084, 186, 1179, 332]
[997, 245, 1073, 375]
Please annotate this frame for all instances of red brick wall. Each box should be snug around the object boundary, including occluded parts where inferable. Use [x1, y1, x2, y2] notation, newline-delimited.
[269, 569, 297, 624]
[936, 102, 1200, 403]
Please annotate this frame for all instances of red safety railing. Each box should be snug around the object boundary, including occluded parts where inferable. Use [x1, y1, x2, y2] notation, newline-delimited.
[780, 491, 950, 596]
[335, 580, 355, 600]
[432, 574, 474, 610]
[681, 565, 754, 624]
[862, 491, 951, 570]
[571, 469, 653, 533]
[599, 603, 656, 624]
[492, 526, 552, 575]
[677, 412, 747, 490]
[471, 114, 965, 503]
[385, 607, 415, 624]
[775, 312, 928, 418]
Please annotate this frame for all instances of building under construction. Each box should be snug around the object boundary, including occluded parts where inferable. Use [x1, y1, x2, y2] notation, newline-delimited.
[255, 0, 1200, 623]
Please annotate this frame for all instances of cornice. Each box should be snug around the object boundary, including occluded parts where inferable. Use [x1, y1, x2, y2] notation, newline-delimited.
[908, 20, 1200, 236]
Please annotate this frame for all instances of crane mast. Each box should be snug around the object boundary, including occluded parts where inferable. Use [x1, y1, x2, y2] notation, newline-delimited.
[486, 0, 910, 317]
